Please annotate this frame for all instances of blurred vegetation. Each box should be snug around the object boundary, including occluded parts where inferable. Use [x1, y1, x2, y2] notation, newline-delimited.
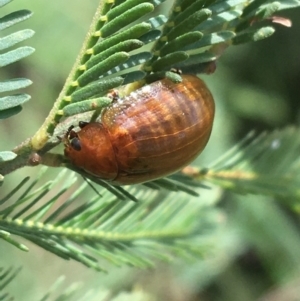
[1, 1, 300, 301]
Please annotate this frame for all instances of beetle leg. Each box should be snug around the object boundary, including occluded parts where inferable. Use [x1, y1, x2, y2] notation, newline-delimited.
[65, 125, 75, 138]
[107, 89, 120, 102]
[119, 168, 152, 177]
[61, 125, 76, 144]
[69, 130, 78, 139]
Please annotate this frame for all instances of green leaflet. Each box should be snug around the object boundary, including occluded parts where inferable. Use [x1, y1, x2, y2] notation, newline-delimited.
[197, 11, 242, 31]
[160, 31, 203, 56]
[173, 51, 217, 71]
[0, 94, 30, 110]
[121, 70, 146, 85]
[144, 70, 183, 83]
[182, 31, 235, 50]
[104, 52, 152, 75]
[86, 39, 144, 70]
[0, 79, 32, 93]
[209, 0, 245, 14]
[0, 106, 22, 119]
[147, 15, 167, 28]
[152, 51, 188, 71]
[77, 52, 129, 87]
[257, 2, 281, 18]
[70, 77, 124, 103]
[93, 23, 152, 55]
[0, 46, 34, 67]
[63, 97, 112, 117]
[167, 9, 212, 41]
[0, 29, 34, 51]
[232, 26, 275, 44]
[139, 29, 161, 44]
[0, 9, 32, 30]
[107, 0, 153, 21]
[100, 3, 154, 38]
[174, 0, 211, 25]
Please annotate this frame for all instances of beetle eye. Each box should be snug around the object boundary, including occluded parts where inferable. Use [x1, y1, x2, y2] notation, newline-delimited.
[70, 137, 81, 151]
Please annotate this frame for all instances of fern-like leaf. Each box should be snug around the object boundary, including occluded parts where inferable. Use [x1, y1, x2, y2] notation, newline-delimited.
[38, 275, 155, 301]
[46, 0, 300, 129]
[0, 266, 21, 301]
[0, 3, 34, 120]
[0, 168, 220, 271]
[192, 127, 300, 208]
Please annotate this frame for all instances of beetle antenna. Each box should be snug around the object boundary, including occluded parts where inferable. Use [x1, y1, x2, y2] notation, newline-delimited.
[83, 176, 102, 197]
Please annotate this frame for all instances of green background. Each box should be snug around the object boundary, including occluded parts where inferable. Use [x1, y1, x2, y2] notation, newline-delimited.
[1, 1, 300, 300]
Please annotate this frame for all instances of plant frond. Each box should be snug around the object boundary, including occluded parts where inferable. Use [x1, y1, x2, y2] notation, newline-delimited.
[141, 0, 299, 79]
[39, 275, 155, 301]
[67, 164, 208, 200]
[39, 276, 84, 301]
[0, 168, 220, 271]
[0, 4, 34, 119]
[0, 266, 22, 301]
[47, 0, 298, 125]
[191, 127, 300, 208]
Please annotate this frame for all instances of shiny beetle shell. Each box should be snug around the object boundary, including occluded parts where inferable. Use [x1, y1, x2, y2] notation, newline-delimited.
[64, 75, 215, 185]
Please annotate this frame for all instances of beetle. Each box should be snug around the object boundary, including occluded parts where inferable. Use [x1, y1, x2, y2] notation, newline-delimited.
[64, 74, 215, 185]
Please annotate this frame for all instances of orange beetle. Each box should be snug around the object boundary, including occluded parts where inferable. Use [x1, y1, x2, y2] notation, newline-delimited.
[64, 75, 215, 185]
